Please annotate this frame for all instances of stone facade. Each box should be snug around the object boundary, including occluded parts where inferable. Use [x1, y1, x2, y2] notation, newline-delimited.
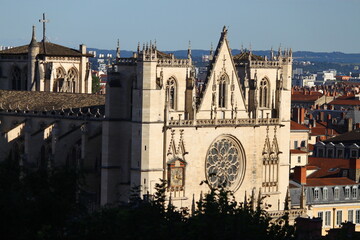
[102, 27, 293, 211]
[0, 26, 92, 93]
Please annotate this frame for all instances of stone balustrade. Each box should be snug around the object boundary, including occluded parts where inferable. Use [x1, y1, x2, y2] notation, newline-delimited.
[167, 118, 280, 127]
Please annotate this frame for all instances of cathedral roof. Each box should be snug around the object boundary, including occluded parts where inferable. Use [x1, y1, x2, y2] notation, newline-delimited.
[0, 42, 92, 57]
[0, 90, 104, 111]
[233, 51, 265, 61]
[156, 50, 172, 59]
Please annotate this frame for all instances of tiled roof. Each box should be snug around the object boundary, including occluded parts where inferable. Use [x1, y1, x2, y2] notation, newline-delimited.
[290, 149, 308, 154]
[0, 90, 105, 111]
[310, 121, 339, 136]
[328, 99, 360, 106]
[307, 157, 350, 178]
[291, 121, 309, 131]
[0, 42, 92, 57]
[306, 177, 355, 186]
[291, 92, 322, 102]
[323, 128, 360, 144]
[308, 144, 314, 151]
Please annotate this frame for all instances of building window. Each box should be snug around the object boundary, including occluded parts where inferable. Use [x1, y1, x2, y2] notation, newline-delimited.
[327, 149, 333, 158]
[259, 78, 269, 108]
[352, 187, 357, 199]
[348, 210, 354, 223]
[314, 188, 320, 201]
[294, 141, 298, 149]
[318, 212, 323, 223]
[218, 74, 228, 108]
[166, 78, 177, 110]
[336, 210, 342, 226]
[337, 149, 343, 158]
[323, 188, 328, 200]
[318, 149, 324, 157]
[325, 211, 331, 226]
[334, 187, 340, 200]
[356, 210, 360, 224]
[301, 140, 306, 148]
[297, 156, 301, 163]
[351, 150, 358, 158]
[345, 186, 350, 199]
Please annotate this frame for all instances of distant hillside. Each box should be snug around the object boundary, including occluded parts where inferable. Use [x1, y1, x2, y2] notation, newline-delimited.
[88, 48, 360, 64]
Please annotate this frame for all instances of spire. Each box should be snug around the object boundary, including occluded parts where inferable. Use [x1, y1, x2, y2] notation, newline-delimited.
[221, 25, 228, 36]
[244, 191, 248, 207]
[187, 40, 192, 59]
[191, 194, 195, 216]
[210, 42, 213, 56]
[137, 42, 140, 53]
[116, 39, 120, 59]
[29, 25, 39, 47]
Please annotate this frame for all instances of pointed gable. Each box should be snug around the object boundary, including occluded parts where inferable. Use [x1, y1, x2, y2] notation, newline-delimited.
[197, 27, 247, 118]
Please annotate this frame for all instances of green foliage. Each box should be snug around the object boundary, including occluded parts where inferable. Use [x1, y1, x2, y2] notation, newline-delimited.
[0, 162, 295, 240]
[0, 158, 85, 240]
[91, 74, 101, 93]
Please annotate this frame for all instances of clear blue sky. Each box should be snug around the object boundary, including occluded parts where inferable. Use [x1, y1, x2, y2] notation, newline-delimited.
[1, 0, 359, 53]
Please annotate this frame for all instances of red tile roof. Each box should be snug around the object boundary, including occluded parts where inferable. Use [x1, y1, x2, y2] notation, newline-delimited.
[290, 149, 308, 154]
[308, 144, 314, 151]
[291, 93, 322, 102]
[306, 177, 355, 186]
[328, 99, 360, 106]
[291, 121, 310, 131]
[307, 157, 350, 178]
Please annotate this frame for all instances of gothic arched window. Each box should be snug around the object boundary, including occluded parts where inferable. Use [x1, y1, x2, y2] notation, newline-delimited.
[218, 74, 228, 108]
[11, 66, 21, 90]
[67, 68, 78, 93]
[259, 78, 270, 108]
[166, 77, 177, 110]
[53, 67, 65, 92]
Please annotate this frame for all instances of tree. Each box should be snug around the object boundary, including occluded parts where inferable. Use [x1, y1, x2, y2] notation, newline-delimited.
[92, 74, 101, 94]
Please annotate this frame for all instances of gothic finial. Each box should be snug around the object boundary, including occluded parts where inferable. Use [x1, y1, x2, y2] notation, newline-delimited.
[187, 40, 191, 59]
[137, 42, 140, 53]
[116, 39, 120, 59]
[29, 25, 38, 46]
[210, 42, 213, 56]
[191, 194, 195, 216]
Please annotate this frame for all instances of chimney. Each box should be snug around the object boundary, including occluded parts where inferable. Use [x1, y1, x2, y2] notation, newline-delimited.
[294, 166, 307, 185]
[347, 118, 353, 132]
[300, 108, 305, 124]
[349, 158, 360, 183]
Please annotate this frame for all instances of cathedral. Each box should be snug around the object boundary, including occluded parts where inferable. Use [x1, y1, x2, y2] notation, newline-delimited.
[0, 25, 92, 93]
[102, 26, 292, 210]
[0, 26, 292, 211]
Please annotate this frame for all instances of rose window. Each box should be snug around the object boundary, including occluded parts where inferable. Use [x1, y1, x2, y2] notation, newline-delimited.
[205, 135, 245, 191]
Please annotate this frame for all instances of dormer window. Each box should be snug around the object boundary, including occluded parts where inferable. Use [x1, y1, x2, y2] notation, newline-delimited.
[352, 187, 358, 199]
[314, 188, 320, 201]
[323, 187, 328, 200]
[345, 186, 350, 199]
[334, 187, 340, 200]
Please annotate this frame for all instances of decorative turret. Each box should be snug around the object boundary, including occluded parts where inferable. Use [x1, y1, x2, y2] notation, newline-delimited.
[29, 25, 39, 48]
[116, 39, 120, 60]
[28, 26, 40, 91]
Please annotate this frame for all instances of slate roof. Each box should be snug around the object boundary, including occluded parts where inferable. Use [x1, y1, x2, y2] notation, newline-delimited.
[233, 51, 265, 61]
[0, 90, 105, 111]
[323, 128, 360, 144]
[0, 42, 92, 57]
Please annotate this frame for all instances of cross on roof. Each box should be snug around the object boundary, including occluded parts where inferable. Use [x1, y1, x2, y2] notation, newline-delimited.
[39, 13, 49, 42]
